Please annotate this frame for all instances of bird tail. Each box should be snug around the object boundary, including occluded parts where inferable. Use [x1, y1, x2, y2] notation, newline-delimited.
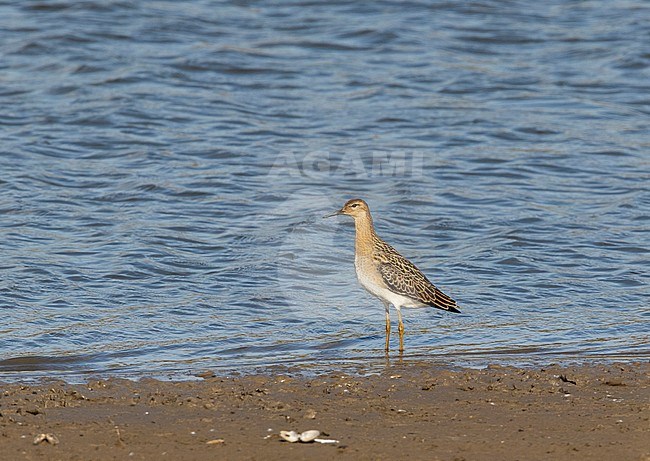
[429, 287, 461, 313]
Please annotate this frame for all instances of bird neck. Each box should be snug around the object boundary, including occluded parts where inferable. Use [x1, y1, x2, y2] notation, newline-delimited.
[354, 213, 377, 256]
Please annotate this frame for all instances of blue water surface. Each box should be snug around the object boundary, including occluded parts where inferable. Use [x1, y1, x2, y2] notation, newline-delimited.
[0, 0, 648, 381]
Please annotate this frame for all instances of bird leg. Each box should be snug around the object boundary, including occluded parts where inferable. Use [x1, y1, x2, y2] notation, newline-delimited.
[384, 303, 391, 352]
[396, 307, 404, 352]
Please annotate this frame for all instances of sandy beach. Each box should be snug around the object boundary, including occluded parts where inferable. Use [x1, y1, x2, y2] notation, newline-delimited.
[1, 361, 648, 460]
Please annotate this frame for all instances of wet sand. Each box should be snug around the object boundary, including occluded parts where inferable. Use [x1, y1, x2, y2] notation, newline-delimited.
[1, 362, 648, 461]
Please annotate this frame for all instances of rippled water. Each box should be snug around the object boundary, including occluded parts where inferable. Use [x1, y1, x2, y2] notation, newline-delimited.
[1, 1, 648, 381]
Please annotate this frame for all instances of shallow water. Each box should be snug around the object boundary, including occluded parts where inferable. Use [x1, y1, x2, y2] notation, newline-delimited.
[1, 0, 648, 381]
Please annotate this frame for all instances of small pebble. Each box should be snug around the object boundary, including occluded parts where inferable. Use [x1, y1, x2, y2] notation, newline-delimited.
[196, 370, 216, 379]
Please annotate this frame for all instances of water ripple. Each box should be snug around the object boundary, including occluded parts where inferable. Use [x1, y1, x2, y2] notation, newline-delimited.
[0, 0, 648, 381]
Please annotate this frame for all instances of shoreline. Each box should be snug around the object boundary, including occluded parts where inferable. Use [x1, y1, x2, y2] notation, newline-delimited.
[3, 350, 646, 385]
[1, 361, 648, 460]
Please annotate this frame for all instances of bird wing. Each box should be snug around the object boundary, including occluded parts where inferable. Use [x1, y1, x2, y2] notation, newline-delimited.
[374, 245, 460, 313]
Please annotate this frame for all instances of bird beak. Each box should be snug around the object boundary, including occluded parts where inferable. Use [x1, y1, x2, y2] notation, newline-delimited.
[323, 209, 343, 218]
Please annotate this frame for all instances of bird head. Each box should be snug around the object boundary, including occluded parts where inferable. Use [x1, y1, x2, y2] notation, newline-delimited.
[324, 198, 370, 219]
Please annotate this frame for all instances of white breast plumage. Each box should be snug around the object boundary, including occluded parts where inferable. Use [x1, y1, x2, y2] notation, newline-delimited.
[354, 255, 422, 308]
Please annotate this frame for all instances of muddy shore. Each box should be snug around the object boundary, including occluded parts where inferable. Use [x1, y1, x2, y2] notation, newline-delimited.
[1, 361, 648, 461]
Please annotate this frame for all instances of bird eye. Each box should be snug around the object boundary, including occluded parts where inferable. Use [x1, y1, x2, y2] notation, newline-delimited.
[350, 203, 358, 208]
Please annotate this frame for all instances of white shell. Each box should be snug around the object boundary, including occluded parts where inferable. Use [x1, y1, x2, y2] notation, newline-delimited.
[299, 430, 320, 442]
[33, 433, 59, 445]
[280, 430, 300, 443]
